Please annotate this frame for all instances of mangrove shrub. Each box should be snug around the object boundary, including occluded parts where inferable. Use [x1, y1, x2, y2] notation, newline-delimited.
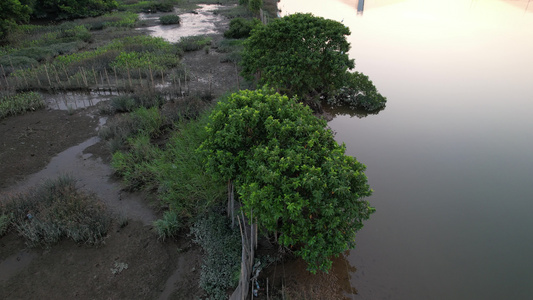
[199, 88, 375, 273]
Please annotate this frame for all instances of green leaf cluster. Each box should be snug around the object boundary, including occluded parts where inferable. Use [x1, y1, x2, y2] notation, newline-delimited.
[241, 13, 355, 101]
[31, 0, 118, 20]
[0, 0, 32, 40]
[199, 88, 374, 273]
[328, 72, 387, 112]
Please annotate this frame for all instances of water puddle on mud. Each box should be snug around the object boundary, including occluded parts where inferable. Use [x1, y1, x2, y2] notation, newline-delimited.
[140, 4, 228, 42]
[5, 137, 157, 225]
[0, 250, 36, 282]
[40, 91, 116, 111]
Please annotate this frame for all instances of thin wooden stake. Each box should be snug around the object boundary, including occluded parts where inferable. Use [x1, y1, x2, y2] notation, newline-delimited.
[149, 64, 154, 88]
[126, 64, 132, 88]
[138, 68, 143, 88]
[92, 67, 97, 86]
[62, 64, 71, 85]
[44, 64, 52, 87]
[20, 69, 28, 87]
[52, 64, 61, 86]
[32, 64, 41, 87]
[1, 64, 10, 90]
[113, 66, 119, 90]
[105, 68, 111, 90]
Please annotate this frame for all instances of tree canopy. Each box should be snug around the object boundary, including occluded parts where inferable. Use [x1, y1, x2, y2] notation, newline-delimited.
[241, 13, 355, 102]
[0, 0, 31, 40]
[199, 88, 375, 273]
[31, 0, 118, 20]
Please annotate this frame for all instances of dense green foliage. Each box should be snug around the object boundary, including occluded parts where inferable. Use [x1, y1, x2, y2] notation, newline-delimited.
[241, 13, 387, 112]
[241, 13, 354, 101]
[223, 17, 261, 39]
[327, 72, 387, 111]
[31, 0, 118, 20]
[0, 175, 112, 246]
[159, 14, 181, 25]
[117, 0, 177, 13]
[0, 0, 32, 40]
[199, 88, 375, 273]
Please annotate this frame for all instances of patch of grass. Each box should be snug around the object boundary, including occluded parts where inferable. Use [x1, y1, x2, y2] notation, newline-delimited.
[0, 92, 45, 119]
[118, 0, 179, 13]
[99, 104, 165, 151]
[160, 15, 181, 25]
[0, 55, 38, 71]
[153, 210, 181, 240]
[154, 114, 225, 218]
[111, 133, 163, 190]
[177, 35, 212, 52]
[215, 39, 245, 63]
[0, 175, 112, 247]
[216, 4, 254, 19]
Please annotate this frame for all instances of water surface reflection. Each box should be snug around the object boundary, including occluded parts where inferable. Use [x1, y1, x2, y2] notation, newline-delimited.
[280, 0, 533, 298]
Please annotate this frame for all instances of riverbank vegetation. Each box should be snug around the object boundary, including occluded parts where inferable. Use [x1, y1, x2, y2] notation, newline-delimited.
[1, 0, 380, 297]
[0, 175, 112, 247]
[0, 91, 44, 119]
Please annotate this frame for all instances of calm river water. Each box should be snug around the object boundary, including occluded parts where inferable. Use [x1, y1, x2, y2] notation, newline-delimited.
[279, 0, 533, 299]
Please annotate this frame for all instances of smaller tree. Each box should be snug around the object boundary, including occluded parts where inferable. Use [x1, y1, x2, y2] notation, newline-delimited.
[241, 13, 355, 101]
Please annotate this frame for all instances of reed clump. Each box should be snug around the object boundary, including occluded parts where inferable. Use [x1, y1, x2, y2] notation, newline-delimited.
[0, 175, 112, 247]
[159, 15, 181, 25]
[0, 92, 45, 119]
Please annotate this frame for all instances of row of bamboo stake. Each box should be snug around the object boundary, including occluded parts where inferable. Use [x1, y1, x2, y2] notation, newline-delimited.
[0, 63, 194, 95]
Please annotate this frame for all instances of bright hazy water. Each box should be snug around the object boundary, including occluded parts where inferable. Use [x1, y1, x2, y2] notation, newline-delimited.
[279, 0, 533, 299]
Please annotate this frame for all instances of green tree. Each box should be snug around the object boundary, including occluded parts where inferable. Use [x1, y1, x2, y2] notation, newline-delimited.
[0, 0, 31, 40]
[31, 0, 118, 20]
[241, 13, 355, 102]
[199, 88, 375, 273]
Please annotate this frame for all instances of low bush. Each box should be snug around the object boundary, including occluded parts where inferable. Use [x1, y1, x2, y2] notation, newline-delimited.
[0, 92, 45, 119]
[0, 175, 112, 247]
[111, 133, 162, 190]
[160, 15, 181, 25]
[10, 46, 58, 62]
[177, 35, 212, 52]
[223, 17, 261, 39]
[153, 210, 181, 240]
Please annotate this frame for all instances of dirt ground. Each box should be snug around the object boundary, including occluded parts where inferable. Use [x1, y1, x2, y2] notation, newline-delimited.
[0, 102, 206, 299]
